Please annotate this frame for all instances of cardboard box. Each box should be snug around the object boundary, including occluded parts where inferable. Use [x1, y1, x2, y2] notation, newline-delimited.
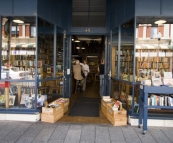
[107, 104, 127, 126]
[41, 108, 63, 123]
[101, 98, 116, 117]
[56, 98, 70, 113]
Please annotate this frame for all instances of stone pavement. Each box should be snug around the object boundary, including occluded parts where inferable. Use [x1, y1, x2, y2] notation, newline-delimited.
[0, 121, 173, 143]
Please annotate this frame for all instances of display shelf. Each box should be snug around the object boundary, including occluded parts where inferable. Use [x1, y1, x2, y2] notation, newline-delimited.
[120, 47, 134, 75]
[111, 78, 139, 114]
[135, 38, 172, 77]
[138, 85, 173, 134]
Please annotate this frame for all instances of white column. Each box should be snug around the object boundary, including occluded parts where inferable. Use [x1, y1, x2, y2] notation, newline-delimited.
[136, 28, 138, 39]
[143, 25, 147, 39]
[22, 25, 25, 38]
[171, 24, 173, 43]
[164, 24, 169, 38]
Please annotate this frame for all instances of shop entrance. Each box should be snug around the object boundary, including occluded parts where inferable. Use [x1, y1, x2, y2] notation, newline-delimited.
[61, 35, 111, 123]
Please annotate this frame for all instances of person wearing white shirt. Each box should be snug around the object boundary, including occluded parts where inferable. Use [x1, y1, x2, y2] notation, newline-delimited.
[80, 60, 90, 91]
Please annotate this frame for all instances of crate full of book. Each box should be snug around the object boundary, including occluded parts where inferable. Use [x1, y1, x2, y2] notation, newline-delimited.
[55, 98, 70, 113]
[41, 100, 64, 123]
[101, 96, 127, 126]
[101, 96, 116, 118]
[107, 100, 127, 126]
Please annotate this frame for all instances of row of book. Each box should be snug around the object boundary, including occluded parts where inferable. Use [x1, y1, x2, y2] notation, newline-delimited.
[2, 50, 36, 55]
[118, 50, 134, 55]
[11, 60, 49, 67]
[139, 62, 169, 69]
[148, 94, 173, 106]
[137, 57, 169, 62]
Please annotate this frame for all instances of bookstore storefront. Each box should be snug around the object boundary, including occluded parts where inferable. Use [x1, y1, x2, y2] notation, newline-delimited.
[112, 16, 173, 115]
[110, 0, 173, 125]
[0, 0, 173, 125]
[0, 16, 65, 113]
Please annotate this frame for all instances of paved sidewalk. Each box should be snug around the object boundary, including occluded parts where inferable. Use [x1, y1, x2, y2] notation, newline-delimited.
[0, 120, 173, 143]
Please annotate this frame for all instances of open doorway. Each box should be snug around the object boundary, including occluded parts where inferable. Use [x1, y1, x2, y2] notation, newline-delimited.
[71, 35, 105, 98]
[67, 35, 106, 118]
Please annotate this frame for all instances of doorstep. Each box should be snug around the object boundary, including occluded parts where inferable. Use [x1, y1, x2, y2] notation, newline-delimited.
[0, 113, 40, 122]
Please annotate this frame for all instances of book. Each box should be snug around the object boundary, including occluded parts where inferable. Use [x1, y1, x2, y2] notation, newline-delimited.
[152, 78, 162, 86]
[9, 95, 16, 106]
[134, 103, 139, 113]
[152, 72, 161, 78]
[162, 78, 173, 87]
[164, 72, 172, 79]
[142, 80, 151, 86]
[47, 67, 51, 73]
[20, 94, 29, 105]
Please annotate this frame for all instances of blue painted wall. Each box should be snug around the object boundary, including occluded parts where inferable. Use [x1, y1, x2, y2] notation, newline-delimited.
[135, 0, 173, 16]
[38, 0, 72, 32]
[0, 0, 37, 16]
[110, 0, 135, 30]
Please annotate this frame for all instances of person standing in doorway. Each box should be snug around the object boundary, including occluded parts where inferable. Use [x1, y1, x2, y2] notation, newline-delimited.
[73, 60, 84, 93]
[80, 60, 90, 91]
[98, 59, 105, 97]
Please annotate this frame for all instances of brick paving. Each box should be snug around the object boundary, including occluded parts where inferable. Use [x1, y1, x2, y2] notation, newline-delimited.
[0, 120, 173, 143]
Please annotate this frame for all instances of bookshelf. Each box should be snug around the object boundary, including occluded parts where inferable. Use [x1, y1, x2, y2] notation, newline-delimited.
[138, 85, 173, 134]
[120, 46, 134, 77]
[136, 39, 172, 78]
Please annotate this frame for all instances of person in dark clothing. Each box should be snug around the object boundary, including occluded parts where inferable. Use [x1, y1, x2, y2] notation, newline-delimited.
[98, 59, 105, 97]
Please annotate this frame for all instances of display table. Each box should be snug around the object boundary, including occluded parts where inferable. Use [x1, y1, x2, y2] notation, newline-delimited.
[138, 85, 173, 134]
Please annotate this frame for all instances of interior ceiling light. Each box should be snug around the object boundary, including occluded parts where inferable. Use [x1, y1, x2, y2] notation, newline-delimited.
[154, 20, 166, 24]
[74, 36, 80, 42]
[72, 38, 74, 41]
[81, 47, 85, 49]
[13, 19, 24, 23]
[76, 47, 80, 49]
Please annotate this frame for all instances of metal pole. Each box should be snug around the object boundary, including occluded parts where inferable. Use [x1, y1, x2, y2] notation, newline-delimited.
[34, 16, 38, 109]
[68, 35, 72, 98]
[118, 25, 121, 79]
[108, 31, 113, 96]
[53, 25, 57, 78]
[62, 31, 66, 98]
[104, 36, 108, 95]
[0, 16, 2, 79]
[132, 17, 136, 114]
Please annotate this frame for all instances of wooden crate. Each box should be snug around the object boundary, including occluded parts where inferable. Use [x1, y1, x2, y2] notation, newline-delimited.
[101, 98, 116, 117]
[56, 98, 70, 113]
[42, 101, 63, 115]
[107, 104, 127, 126]
[41, 108, 63, 123]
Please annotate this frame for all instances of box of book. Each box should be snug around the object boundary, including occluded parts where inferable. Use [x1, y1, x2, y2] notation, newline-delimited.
[41, 108, 63, 123]
[56, 98, 70, 113]
[42, 101, 63, 115]
[106, 103, 127, 126]
[101, 97, 116, 117]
